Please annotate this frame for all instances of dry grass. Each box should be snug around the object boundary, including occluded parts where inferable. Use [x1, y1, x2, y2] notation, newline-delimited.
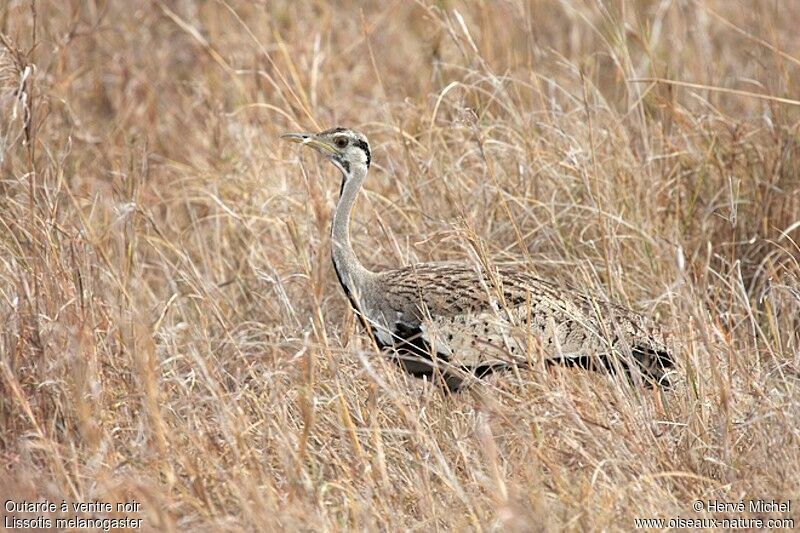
[1, 0, 799, 530]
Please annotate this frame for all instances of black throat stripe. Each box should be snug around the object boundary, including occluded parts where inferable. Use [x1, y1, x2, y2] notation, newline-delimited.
[353, 139, 371, 168]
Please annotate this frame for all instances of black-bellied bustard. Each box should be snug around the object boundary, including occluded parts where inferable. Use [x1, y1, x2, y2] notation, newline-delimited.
[283, 127, 675, 390]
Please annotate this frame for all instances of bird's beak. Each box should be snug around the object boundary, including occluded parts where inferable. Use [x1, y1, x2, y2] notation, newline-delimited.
[281, 132, 338, 156]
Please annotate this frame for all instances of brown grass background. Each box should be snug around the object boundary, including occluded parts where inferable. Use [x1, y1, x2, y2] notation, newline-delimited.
[1, 0, 799, 530]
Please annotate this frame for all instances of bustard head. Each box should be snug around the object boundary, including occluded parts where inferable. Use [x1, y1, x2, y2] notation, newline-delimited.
[282, 127, 371, 178]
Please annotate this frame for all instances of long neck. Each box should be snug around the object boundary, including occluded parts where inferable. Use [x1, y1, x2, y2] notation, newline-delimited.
[331, 163, 371, 305]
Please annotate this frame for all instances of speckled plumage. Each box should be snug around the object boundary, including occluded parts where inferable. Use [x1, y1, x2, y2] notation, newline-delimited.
[284, 128, 674, 390]
[358, 263, 672, 388]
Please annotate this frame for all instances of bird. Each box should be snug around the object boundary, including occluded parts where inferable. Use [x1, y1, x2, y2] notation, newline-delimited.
[282, 127, 675, 390]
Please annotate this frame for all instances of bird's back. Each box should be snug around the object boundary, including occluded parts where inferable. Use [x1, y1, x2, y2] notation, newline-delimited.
[358, 262, 673, 388]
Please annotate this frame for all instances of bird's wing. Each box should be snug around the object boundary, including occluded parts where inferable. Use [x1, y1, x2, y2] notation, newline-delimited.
[371, 262, 674, 382]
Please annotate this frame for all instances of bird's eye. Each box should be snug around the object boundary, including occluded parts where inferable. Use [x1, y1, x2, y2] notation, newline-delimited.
[334, 137, 348, 148]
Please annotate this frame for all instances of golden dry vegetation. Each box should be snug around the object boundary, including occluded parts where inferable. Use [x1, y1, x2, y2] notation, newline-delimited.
[1, 0, 799, 531]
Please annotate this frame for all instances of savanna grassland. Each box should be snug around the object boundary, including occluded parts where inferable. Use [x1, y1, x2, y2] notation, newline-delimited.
[1, 1, 799, 530]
